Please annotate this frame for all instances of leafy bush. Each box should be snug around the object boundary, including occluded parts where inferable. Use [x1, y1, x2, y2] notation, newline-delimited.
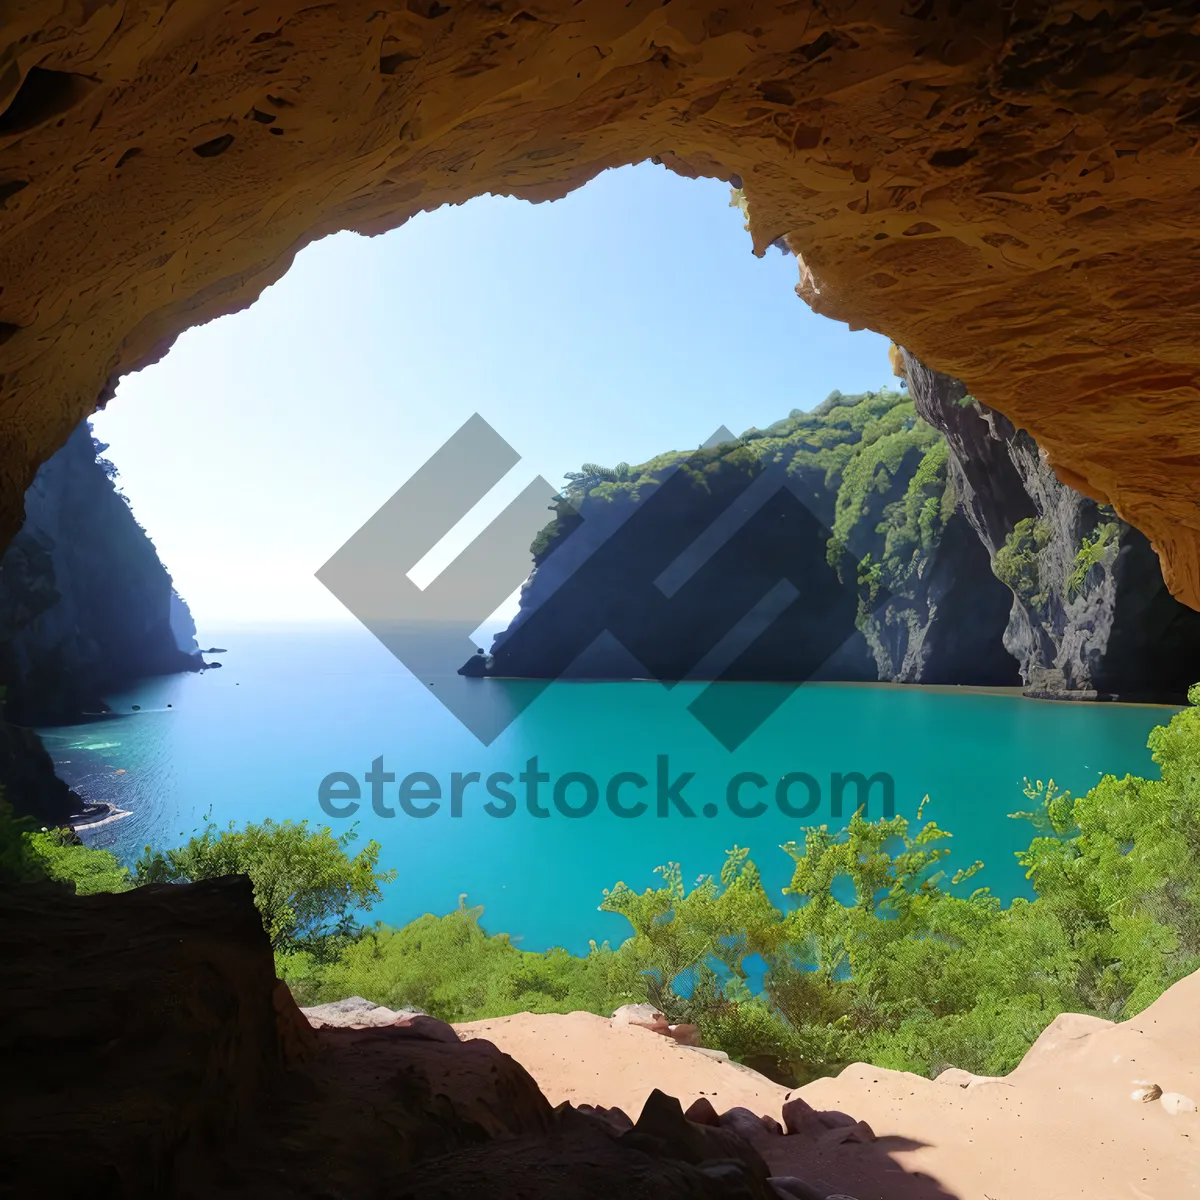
[136, 819, 395, 953]
[279, 898, 643, 1018]
[993, 517, 1053, 607]
[0, 794, 44, 885]
[1067, 520, 1119, 601]
[26, 826, 133, 894]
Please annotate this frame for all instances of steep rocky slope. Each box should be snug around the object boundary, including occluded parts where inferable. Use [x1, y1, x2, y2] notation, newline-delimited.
[0, 422, 201, 725]
[4, 5, 1200, 609]
[0, 421, 202, 823]
[907, 355, 1200, 700]
[485, 389, 1017, 688]
[480, 383, 1200, 700]
[0, 876, 844, 1200]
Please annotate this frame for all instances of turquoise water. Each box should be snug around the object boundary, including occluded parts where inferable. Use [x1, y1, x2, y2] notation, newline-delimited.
[44, 624, 1177, 955]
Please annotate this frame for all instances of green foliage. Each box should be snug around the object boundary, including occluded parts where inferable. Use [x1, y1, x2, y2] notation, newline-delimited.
[135, 819, 395, 952]
[0, 793, 44, 885]
[26, 826, 133, 894]
[535, 388, 924, 568]
[993, 517, 1053, 608]
[279, 897, 643, 1019]
[1067, 521, 1119, 600]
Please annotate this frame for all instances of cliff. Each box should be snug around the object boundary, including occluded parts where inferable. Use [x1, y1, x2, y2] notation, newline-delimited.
[0, 421, 202, 824]
[906, 356, 1200, 701]
[483, 389, 1018, 689]
[481, 381, 1200, 702]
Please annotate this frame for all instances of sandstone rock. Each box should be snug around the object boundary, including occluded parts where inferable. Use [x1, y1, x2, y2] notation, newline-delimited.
[821, 1120, 875, 1146]
[768, 1176, 827, 1200]
[685, 1097, 721, 1127]
[815, 1110, 859, 1130]
[576, 1103, 635, 1134]
[781, 1095, 822, 1136]
[612, 1002, 671, 1033]
[2, 878, 792, 1199]
[633, 1088, 773, 1188]
[719, 1105, 775, 1143]
[686, 1046, 731, 1062]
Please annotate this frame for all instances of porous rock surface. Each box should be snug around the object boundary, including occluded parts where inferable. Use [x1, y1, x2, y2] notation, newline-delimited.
[3, 5, 1200, 605]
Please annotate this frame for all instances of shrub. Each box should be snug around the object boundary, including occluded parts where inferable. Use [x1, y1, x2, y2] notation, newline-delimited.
[26, 826, 133, 894]
[136, 819, 395, 953]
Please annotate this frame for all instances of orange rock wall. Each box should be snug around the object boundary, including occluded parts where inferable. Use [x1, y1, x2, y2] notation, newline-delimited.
[3, 3, 1200, 602]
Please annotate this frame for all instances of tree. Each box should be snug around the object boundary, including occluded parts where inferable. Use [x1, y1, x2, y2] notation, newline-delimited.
[136, 819, 395, 953]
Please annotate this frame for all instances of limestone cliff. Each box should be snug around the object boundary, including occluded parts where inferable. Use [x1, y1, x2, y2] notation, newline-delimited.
[906, 355, 1200, 701]
[483, 378, 1200, 701]
[0, 421, 202, 823]
[483, 389, 1018, 688]
[0, 421, 202, 725]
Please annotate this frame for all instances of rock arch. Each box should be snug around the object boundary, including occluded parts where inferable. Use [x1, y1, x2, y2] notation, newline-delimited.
[2, 2, 1200, 603]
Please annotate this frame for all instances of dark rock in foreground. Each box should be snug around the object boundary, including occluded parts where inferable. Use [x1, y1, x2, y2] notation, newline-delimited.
[0, 877, 786, 1199]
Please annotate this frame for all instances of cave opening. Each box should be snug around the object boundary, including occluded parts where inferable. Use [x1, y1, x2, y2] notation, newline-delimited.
[5, 6, 1200, 1194]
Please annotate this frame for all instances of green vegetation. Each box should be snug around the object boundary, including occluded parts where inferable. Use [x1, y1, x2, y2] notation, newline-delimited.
[538, 388, 951, 619]
[136, 819, 395, 953]
[993, 517, 1054, 609]
[27, 826, 133, 894]
[1067, 520, 1119, 600]
[7, 691, 1199, 1085]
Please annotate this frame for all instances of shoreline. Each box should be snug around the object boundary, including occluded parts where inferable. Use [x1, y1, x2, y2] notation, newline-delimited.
[473, 675, 1181, 710]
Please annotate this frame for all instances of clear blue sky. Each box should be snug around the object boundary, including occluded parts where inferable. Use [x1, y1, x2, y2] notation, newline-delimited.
[94, 162, 893, 629]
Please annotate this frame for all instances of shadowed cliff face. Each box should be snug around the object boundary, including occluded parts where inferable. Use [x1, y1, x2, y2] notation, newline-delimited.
[0, 422, 202, 824]
[2, 5, 1200, 605]
[0, 422, 202, 726]
[907, 356, 1200, 701]
[484, 390, 1019, 689]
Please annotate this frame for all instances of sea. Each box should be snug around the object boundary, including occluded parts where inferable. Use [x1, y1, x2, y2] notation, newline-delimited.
[43, 622, 1178, 956]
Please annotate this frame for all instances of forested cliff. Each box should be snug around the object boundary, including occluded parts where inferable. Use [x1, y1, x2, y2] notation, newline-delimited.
[478, 370, 1200, 701]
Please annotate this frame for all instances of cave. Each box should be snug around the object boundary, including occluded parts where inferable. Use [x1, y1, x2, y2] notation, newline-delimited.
[2, 2, 1200, 606]
[4, 3, 1200, 1197]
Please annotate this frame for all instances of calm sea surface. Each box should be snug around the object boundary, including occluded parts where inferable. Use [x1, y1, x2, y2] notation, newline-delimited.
[44, 623, 1178, 955]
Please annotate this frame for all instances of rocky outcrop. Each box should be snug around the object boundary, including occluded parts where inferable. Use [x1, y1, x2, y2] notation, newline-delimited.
[479, 390, 1018, 689]
[0, 875, 824, 1200]
[0, 422, 202, 727]
[857, 508, 1017, 686]
[0, 718, 83, 827]
[4, 5, 1200, 610]
[907, 355, 1200, 701]
[0, 421, 202, 824]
